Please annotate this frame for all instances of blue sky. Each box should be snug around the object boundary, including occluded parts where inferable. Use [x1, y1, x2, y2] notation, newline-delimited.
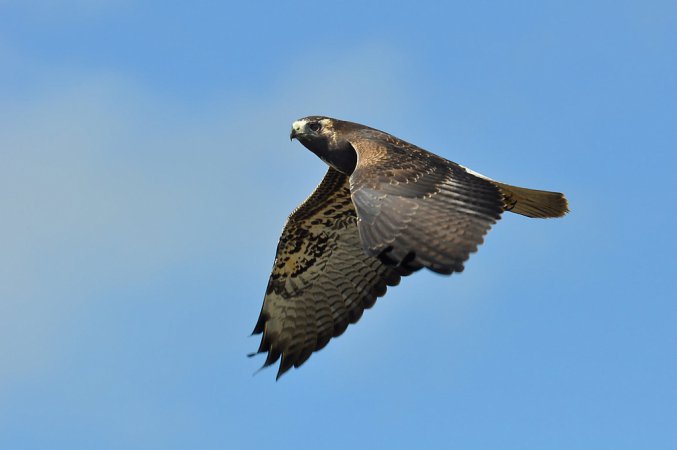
[1, 1, 675, 449]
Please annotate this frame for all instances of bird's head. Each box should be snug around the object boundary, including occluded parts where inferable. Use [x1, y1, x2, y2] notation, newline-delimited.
[290, 116, 358, 174]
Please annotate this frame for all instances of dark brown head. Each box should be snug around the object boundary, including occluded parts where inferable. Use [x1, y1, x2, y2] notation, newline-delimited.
[290, 116, 361, 175]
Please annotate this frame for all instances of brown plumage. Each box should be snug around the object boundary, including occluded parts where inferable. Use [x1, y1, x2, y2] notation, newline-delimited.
[252, 116, 568, 379]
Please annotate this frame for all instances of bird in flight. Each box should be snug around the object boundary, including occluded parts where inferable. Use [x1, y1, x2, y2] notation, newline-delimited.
[251, 116, 568, 379]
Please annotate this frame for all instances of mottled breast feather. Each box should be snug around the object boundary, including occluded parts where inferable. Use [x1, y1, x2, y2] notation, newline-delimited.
[252, 167, 414, 379]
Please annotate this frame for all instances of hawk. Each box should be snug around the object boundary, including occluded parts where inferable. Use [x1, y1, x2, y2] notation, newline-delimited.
[251, 116, 568, 379]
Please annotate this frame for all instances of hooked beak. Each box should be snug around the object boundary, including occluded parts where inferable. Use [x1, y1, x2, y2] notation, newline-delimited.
[290, 120, 305, 141]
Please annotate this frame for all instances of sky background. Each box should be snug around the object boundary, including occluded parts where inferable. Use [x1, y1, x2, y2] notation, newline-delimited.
[1, 1, 675, 449]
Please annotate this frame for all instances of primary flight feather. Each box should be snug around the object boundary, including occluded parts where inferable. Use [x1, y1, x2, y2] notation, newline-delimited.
[251, 116, 568, 379]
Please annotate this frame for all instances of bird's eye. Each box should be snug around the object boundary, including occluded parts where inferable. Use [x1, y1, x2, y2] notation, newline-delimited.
[307, 122, 321, 132]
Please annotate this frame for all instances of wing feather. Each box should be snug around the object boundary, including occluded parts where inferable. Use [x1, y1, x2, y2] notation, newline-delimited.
[252, 167, 413, 379]
[348, 130, 505, 274]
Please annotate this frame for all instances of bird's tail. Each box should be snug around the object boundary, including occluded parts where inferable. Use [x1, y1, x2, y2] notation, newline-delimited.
[493, 182, 569, 218]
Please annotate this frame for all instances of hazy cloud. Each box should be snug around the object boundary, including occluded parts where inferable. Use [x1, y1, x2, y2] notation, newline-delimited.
[0, 41, 413, 390]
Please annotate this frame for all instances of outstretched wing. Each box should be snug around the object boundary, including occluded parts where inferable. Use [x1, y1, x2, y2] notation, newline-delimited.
[252, 167, 413, 379]
[348, 129, 506, 275]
